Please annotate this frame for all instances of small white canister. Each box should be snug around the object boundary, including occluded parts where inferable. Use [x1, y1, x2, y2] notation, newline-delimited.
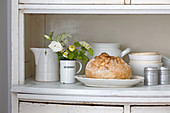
[60, 60, 82, 84]
[159, 67, 170, 85]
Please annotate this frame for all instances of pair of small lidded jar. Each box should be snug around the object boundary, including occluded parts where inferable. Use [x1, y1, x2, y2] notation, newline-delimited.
[144, 67, 170, 86]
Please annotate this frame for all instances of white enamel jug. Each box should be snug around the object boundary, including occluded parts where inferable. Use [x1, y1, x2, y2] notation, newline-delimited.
[30, 48, 59, 81]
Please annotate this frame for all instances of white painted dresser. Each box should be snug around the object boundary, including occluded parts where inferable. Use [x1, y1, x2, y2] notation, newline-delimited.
[11, 0, 170, 113]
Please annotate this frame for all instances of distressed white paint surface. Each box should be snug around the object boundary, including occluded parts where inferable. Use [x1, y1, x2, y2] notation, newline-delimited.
[131, 106, 170, 113]
[19, 0, 124, 5]
[132, 0, 170, 5]
[19, 10, 25, 84]
[11, 78, 170, 97]
[18, 5, 170, 14]
[12, 0, 19, 85]
[19, 102, 123, 113]
[17, 93, 170, 103]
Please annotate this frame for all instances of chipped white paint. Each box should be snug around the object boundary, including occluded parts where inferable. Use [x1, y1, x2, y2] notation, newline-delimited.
[18, 5, 170, 14]
[11, 78, 170, 97]
[19, 0, 124, 5]
[11, 1, 170, 113]
[17, 93, 170, 103]
[19, 102, 123, 113]
[19, 10, 25, 84]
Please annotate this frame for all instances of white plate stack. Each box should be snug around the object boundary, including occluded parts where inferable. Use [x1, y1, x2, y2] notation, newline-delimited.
[128, 52, 162, 76]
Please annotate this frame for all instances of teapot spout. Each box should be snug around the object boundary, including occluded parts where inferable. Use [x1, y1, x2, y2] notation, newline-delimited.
[30, 48, 42, 65]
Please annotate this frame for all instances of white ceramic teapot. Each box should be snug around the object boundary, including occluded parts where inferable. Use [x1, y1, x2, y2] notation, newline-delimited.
[30, 48, 59, 81]
[90, 43, 131, 58]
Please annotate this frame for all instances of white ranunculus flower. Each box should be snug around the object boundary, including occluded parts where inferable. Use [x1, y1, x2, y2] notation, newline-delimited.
[48, 41, 63, 52]
[79, 41, 91, 50]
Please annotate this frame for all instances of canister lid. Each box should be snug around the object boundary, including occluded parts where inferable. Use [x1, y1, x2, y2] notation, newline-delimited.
[160, 66, 170, 71]
[144, 67, 159, 71]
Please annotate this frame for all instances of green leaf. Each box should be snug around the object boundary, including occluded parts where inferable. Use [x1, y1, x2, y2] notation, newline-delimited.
[68, 52, 74, 60]
[82, 55, 89, 64]
[58, 56, 65, 61]
[78, 50, 86, 56]
[45, 51, 47, 55]
[44, 35, 52, 41]
[73, 49, 78, 58]
[56, 52, 62, 57]
[49, 32, 54, 39]
[76, 56, 82, 60]
[74, 42, 80, 47]
[81, 46, 86, 51]
[88, 48, 93, 56]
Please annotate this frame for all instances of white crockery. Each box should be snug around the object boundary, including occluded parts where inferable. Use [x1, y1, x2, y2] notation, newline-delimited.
[30, 48, 59, 82]
[93, 49, 121, 57]
[60, 60, 82, 84]
[129, 60, 162, 64]
[162, 56, 170, 67]
[129, 54, 162, 61]
[91, 43, 120, 49]
[129, 63, 162, 76]
[91, 43, 131, 58]
[75, 75, 142, 88]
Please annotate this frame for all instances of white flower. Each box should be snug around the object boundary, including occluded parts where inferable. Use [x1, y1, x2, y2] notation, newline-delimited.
[79, 41, 91, 50]
[48, 41, 63, 52]
[63, 52, 68, 58]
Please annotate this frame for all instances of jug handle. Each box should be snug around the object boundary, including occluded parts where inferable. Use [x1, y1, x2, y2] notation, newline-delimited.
[76, 61, 82, 74]
[121, 48, 131, 57]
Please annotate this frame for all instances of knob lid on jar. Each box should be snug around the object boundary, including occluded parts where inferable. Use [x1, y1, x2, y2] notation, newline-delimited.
[144, 67, 159, 71]
[160, 66, 170, 71]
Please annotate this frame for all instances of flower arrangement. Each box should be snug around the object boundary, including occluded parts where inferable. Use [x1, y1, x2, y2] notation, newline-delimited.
[44, 32, 93, 63]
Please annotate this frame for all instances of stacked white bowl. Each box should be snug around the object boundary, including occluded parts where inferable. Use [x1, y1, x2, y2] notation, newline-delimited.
[128, 52, 162, 76]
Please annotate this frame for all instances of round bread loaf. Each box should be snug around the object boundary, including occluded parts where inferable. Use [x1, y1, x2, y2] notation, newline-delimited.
[85, 53, 132, 79]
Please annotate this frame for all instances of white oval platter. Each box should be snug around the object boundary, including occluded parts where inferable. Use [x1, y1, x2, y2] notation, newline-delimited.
[75, 75, 143, 88]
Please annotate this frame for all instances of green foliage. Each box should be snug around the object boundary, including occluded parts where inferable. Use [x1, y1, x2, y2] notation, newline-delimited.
[49, 32, 54, 39]
[57, 52, 65, 61]
[44, 32, 93, 64]
[54, 33, 71, 42]
[68, 52, 74, 60]
[44, 35, 52, 41]
[44, 32, 54, 41]
[45, 50, 47, 55]
[88, 48, 93, 56]
[74, 42, 80, 47]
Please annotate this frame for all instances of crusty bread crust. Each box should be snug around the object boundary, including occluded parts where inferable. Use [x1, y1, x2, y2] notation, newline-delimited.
[85, 53, 132, 79]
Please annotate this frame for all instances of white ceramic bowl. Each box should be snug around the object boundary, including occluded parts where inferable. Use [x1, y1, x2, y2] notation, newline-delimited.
[129, 54, 162, 61]
[129, 62, 162, 76]
[129, 60, 162, 64]
[130, 52, 159, 56]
